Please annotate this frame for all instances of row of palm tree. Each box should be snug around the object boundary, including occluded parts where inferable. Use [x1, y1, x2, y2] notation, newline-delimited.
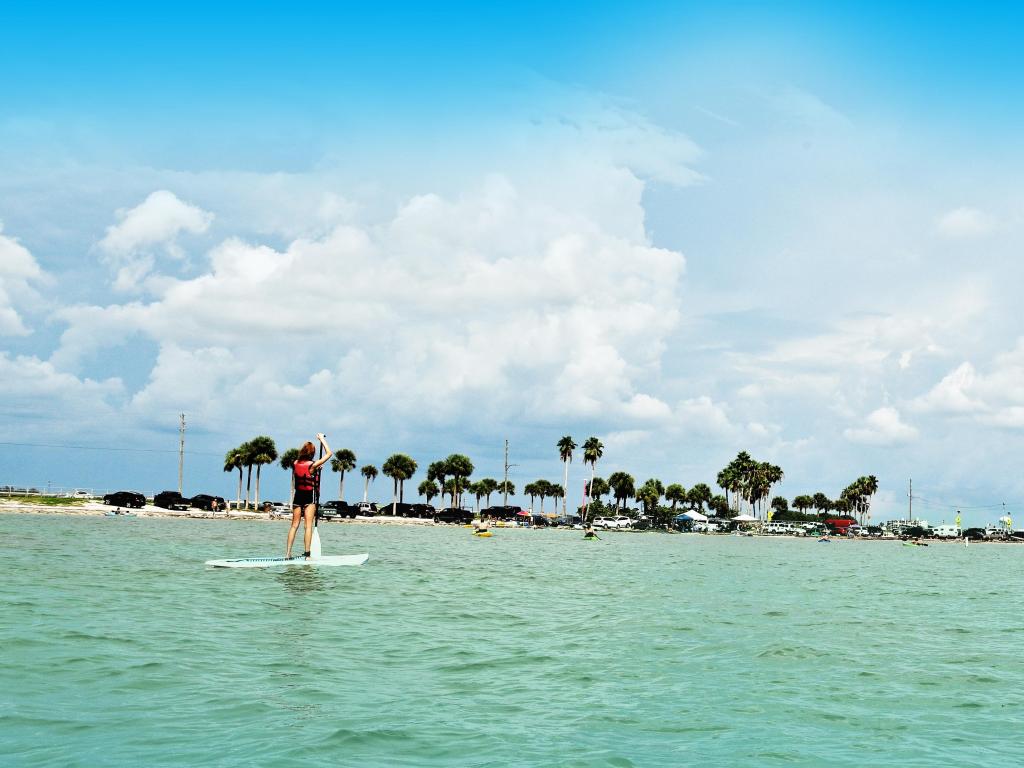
[715, 451, 784, 518]
[222, 438, 876, 525]
[787, 476, 879, 524]
[223, 436, 278, 509]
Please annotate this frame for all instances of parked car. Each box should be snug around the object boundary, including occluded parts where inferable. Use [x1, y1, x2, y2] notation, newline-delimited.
[153, 490, 190, 510]
[411, 504, 436, 518]
[356, 501, 378, 516]
[103, 491, 145, 508]
[593, 516, 631, 530]
[378, 501, 419, 517]
[321, 500, 357, 519]
[190, 494, 226, 511]
[482, 505, 523, 520]
[434, 507, 473, 524]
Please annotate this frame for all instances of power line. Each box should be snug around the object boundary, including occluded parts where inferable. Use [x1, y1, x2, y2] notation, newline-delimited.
[0, 440, 223, 457]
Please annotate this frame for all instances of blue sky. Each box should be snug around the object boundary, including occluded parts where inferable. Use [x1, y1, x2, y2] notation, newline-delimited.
[2, 2, 1024, 525]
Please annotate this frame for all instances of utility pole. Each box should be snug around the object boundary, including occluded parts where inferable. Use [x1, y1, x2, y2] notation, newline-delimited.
[178, 413, 186, 495]
[502, 439, 517, 507]
[907, 477, 912, 524]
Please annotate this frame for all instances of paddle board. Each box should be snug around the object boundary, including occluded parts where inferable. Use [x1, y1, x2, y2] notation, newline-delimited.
[205, 553, 369, 568]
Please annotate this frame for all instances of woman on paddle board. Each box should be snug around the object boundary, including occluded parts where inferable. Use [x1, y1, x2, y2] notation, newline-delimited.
[286, 433, 332, 560]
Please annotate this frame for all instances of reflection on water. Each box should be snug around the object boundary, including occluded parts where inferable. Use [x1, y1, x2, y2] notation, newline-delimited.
[277, 566, 328, 594]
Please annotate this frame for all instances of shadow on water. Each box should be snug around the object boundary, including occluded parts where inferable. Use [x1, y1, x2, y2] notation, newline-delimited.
[276, 567, 328, 595]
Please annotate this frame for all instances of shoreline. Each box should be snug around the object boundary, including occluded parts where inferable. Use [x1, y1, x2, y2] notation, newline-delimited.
[1, 501, 1018, 543]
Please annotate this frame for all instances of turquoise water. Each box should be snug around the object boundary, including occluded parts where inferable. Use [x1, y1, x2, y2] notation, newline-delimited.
[3, 515, 1023, 767]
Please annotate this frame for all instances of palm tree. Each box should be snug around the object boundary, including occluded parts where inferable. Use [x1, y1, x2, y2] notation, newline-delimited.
[770, 496, 788, 519]
[360, 464, 378, 502]
[589, 476, 610, 503]
[557, 436, 576, 518]
[382, 454, 417, 513]
[533, 480, 546, 515]
[248, 435, 277, 510]
[418, 479, 439, 504]
[427, 461, 446, 504]
[470, 481, 485, 512]
[665, 483, 687, 514]
[638, 478, 664, 524]
[687, 483, 712, 515]
[496, 480, 515, 505]
[223, 448, 245, 507]
[582, 437, 603, 514]
[607, 471, 636, 512]
[238, 440, 254, 508]
[479, 478, 499, 507]
[330, 448, 357, 502]
[523, 481, 538, 513]
[279, 448, 300, 506]
[444, 454, 474, 507]
[793, 494, 813, 515]
[548, 483, 564, 517]
[812, 492, 831, 517]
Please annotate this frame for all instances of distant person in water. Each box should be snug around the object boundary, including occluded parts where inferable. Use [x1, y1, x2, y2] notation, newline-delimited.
[584, 524, 599, 539]
[286, 433, 332, 560]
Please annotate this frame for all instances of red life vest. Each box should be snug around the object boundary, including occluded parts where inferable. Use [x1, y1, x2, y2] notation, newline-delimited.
[293, 460, 318, 492]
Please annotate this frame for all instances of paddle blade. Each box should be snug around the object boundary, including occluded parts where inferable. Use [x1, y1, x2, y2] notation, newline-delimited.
[311, 526, 322, 558]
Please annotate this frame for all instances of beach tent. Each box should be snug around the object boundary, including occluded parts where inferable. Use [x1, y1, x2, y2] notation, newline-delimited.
[675, 511, 708, 522]
[731, 514, 756, 522]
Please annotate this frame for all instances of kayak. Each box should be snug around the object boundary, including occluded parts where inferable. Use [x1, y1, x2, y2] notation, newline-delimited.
[105, 511, 137, 517]
[473, 531, 492, 537]
[205, 553, 369, 568]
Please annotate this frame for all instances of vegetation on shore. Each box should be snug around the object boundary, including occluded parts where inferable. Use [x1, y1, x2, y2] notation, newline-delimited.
[220, 435, 878, 523]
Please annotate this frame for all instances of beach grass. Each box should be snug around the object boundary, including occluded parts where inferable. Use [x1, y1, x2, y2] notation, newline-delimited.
[2, 494, 89, 507]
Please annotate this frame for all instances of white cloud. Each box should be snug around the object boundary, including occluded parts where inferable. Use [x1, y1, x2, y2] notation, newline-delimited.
[96, 190, 213, 290]
[0, 352, 122, 438]
[54, 119, 694, 435]
[910, 362, 985, 414]
[843, 406, 918, 445]
[0, 224, 48, 335]
[936, 206, 995, 238]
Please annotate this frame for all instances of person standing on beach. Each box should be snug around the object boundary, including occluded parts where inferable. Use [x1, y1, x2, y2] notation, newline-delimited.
[286, 433, 332, 560]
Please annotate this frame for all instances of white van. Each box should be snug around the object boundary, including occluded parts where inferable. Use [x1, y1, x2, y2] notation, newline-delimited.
[934, 524, 961, 539]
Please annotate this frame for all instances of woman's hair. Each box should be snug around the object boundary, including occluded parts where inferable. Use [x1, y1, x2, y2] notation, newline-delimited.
[298, 441, 316, 460]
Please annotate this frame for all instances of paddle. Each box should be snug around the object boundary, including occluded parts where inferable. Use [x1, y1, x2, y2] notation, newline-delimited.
[311, 435, 324, 558]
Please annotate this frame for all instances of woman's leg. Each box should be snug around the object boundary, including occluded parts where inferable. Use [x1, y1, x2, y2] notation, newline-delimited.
[286, 507, 302, 557]
[302, 503, 316, 557]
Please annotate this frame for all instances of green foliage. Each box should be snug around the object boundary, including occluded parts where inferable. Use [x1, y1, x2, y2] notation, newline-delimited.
[582, 437, 603, 467]
[330, 448, 357, 474]
[607, 471, 636, 510]
[382, 453, 418, 504]
[444, 454, 474, 505]
[664, 483, 686, 510]
[418, 479, 439, 502]
[557, 436, 577, 463]
[588, 476, 610, 501]
[709, 494, 729, 516]
[792, 494, 814, 514]
[279, 448, 300, 470]
[687, 483, 712, 512]
[771, 495, 789, 513]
